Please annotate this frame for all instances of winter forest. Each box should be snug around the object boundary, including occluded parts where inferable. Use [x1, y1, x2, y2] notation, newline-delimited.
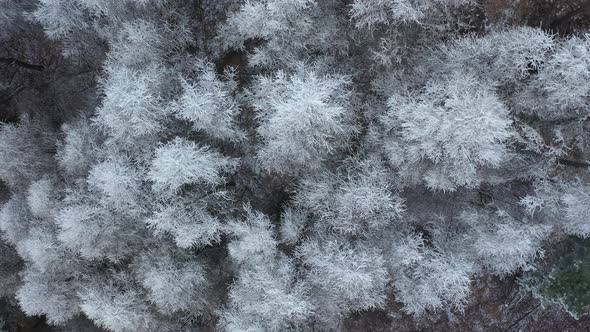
[0, 0, 589, 331]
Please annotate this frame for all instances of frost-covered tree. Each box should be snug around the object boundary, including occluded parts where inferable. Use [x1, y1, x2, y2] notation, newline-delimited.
[56, 117, 102, 177]
[460, 209, 549, 275]
[297, 237, 389, 318]
[0, 190, 86, 325]
[435, 28, 555, 85]
[350, 0, 426, 28]
[0, 195, 34, 246]
[293, 157, 404, 234]
[225, 207, 279, 267]
[79, 272, 163, 332]
[32, 0, 89, 40]
[146, 192, 223, 249]
[221, 208, 314, 331]
[56, 201, 142, 261]
[221, 256, 314, 332]
[372, 228, 474, 316]
[382, 73, 513, 191]
[26, 178, 56, 218]
[350, 0, 475, 29]
[87, 157, 142, 212]
[219, 0, 345, 68]
[16, 265, 82, 324]
[279, 207, 307, 245]
[393, 249, 473, 315]
[523, 180, 590, 239]
[0, 118, 55, 188]
[252, 64, 355, 174]
[561, 181, 590, 238]
[148, 137, 235, 194]
[538, 35, 590, 114]
[94, 64, 168, 143]
[136, 250, 209, 314]
[173, 61, 244, 142]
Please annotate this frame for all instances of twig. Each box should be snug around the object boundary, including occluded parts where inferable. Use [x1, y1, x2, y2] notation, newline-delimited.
[0, 57, 44, 71]
[502, 303, 541, 332]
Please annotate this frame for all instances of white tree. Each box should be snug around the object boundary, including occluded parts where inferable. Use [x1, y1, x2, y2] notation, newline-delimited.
[146, 192, 223, 249]
[350, 0, 427, 29]
[16, 266, 82, 325]
[220, 256, 314, 332]
[521, 180, 590, 239]
[15, 225, 62, 274]
[94, 64, 168, 143]
[221, 207, 314, 331]
[279, 207, 307, 245]
[380, 231, 474, 315]
[79, 272, 162, 332]
[3, 197, 87, 325]
[56, 117, 102, 177]
[293, 157, 404, 234]
[561, 181, 590, 238]
[252, 64, 355, 174]
[173, 61, 244, 142]
[393, 250, 473, 315]
[460, 209, 549, 275]
[148, 137, 235, 195]
[136, 250, 209, 314]
[538, 35, 590, 113]
[87, 157, 143, 213]
[56, 182, 146, 261]
[218, 0, 343, 68]
[32, 0, 89, 40]
[296, 237, 389, 317]
[350, 0, 475, 29]
[107, 19, 190, 68]
[0, 118, 55, 188]
[436, 28, 555, 85]
[26, 178, 56, 219]
[0, 195, 33, 246]
[225, 207, 279, 267]
[383, 73, 513, 191]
